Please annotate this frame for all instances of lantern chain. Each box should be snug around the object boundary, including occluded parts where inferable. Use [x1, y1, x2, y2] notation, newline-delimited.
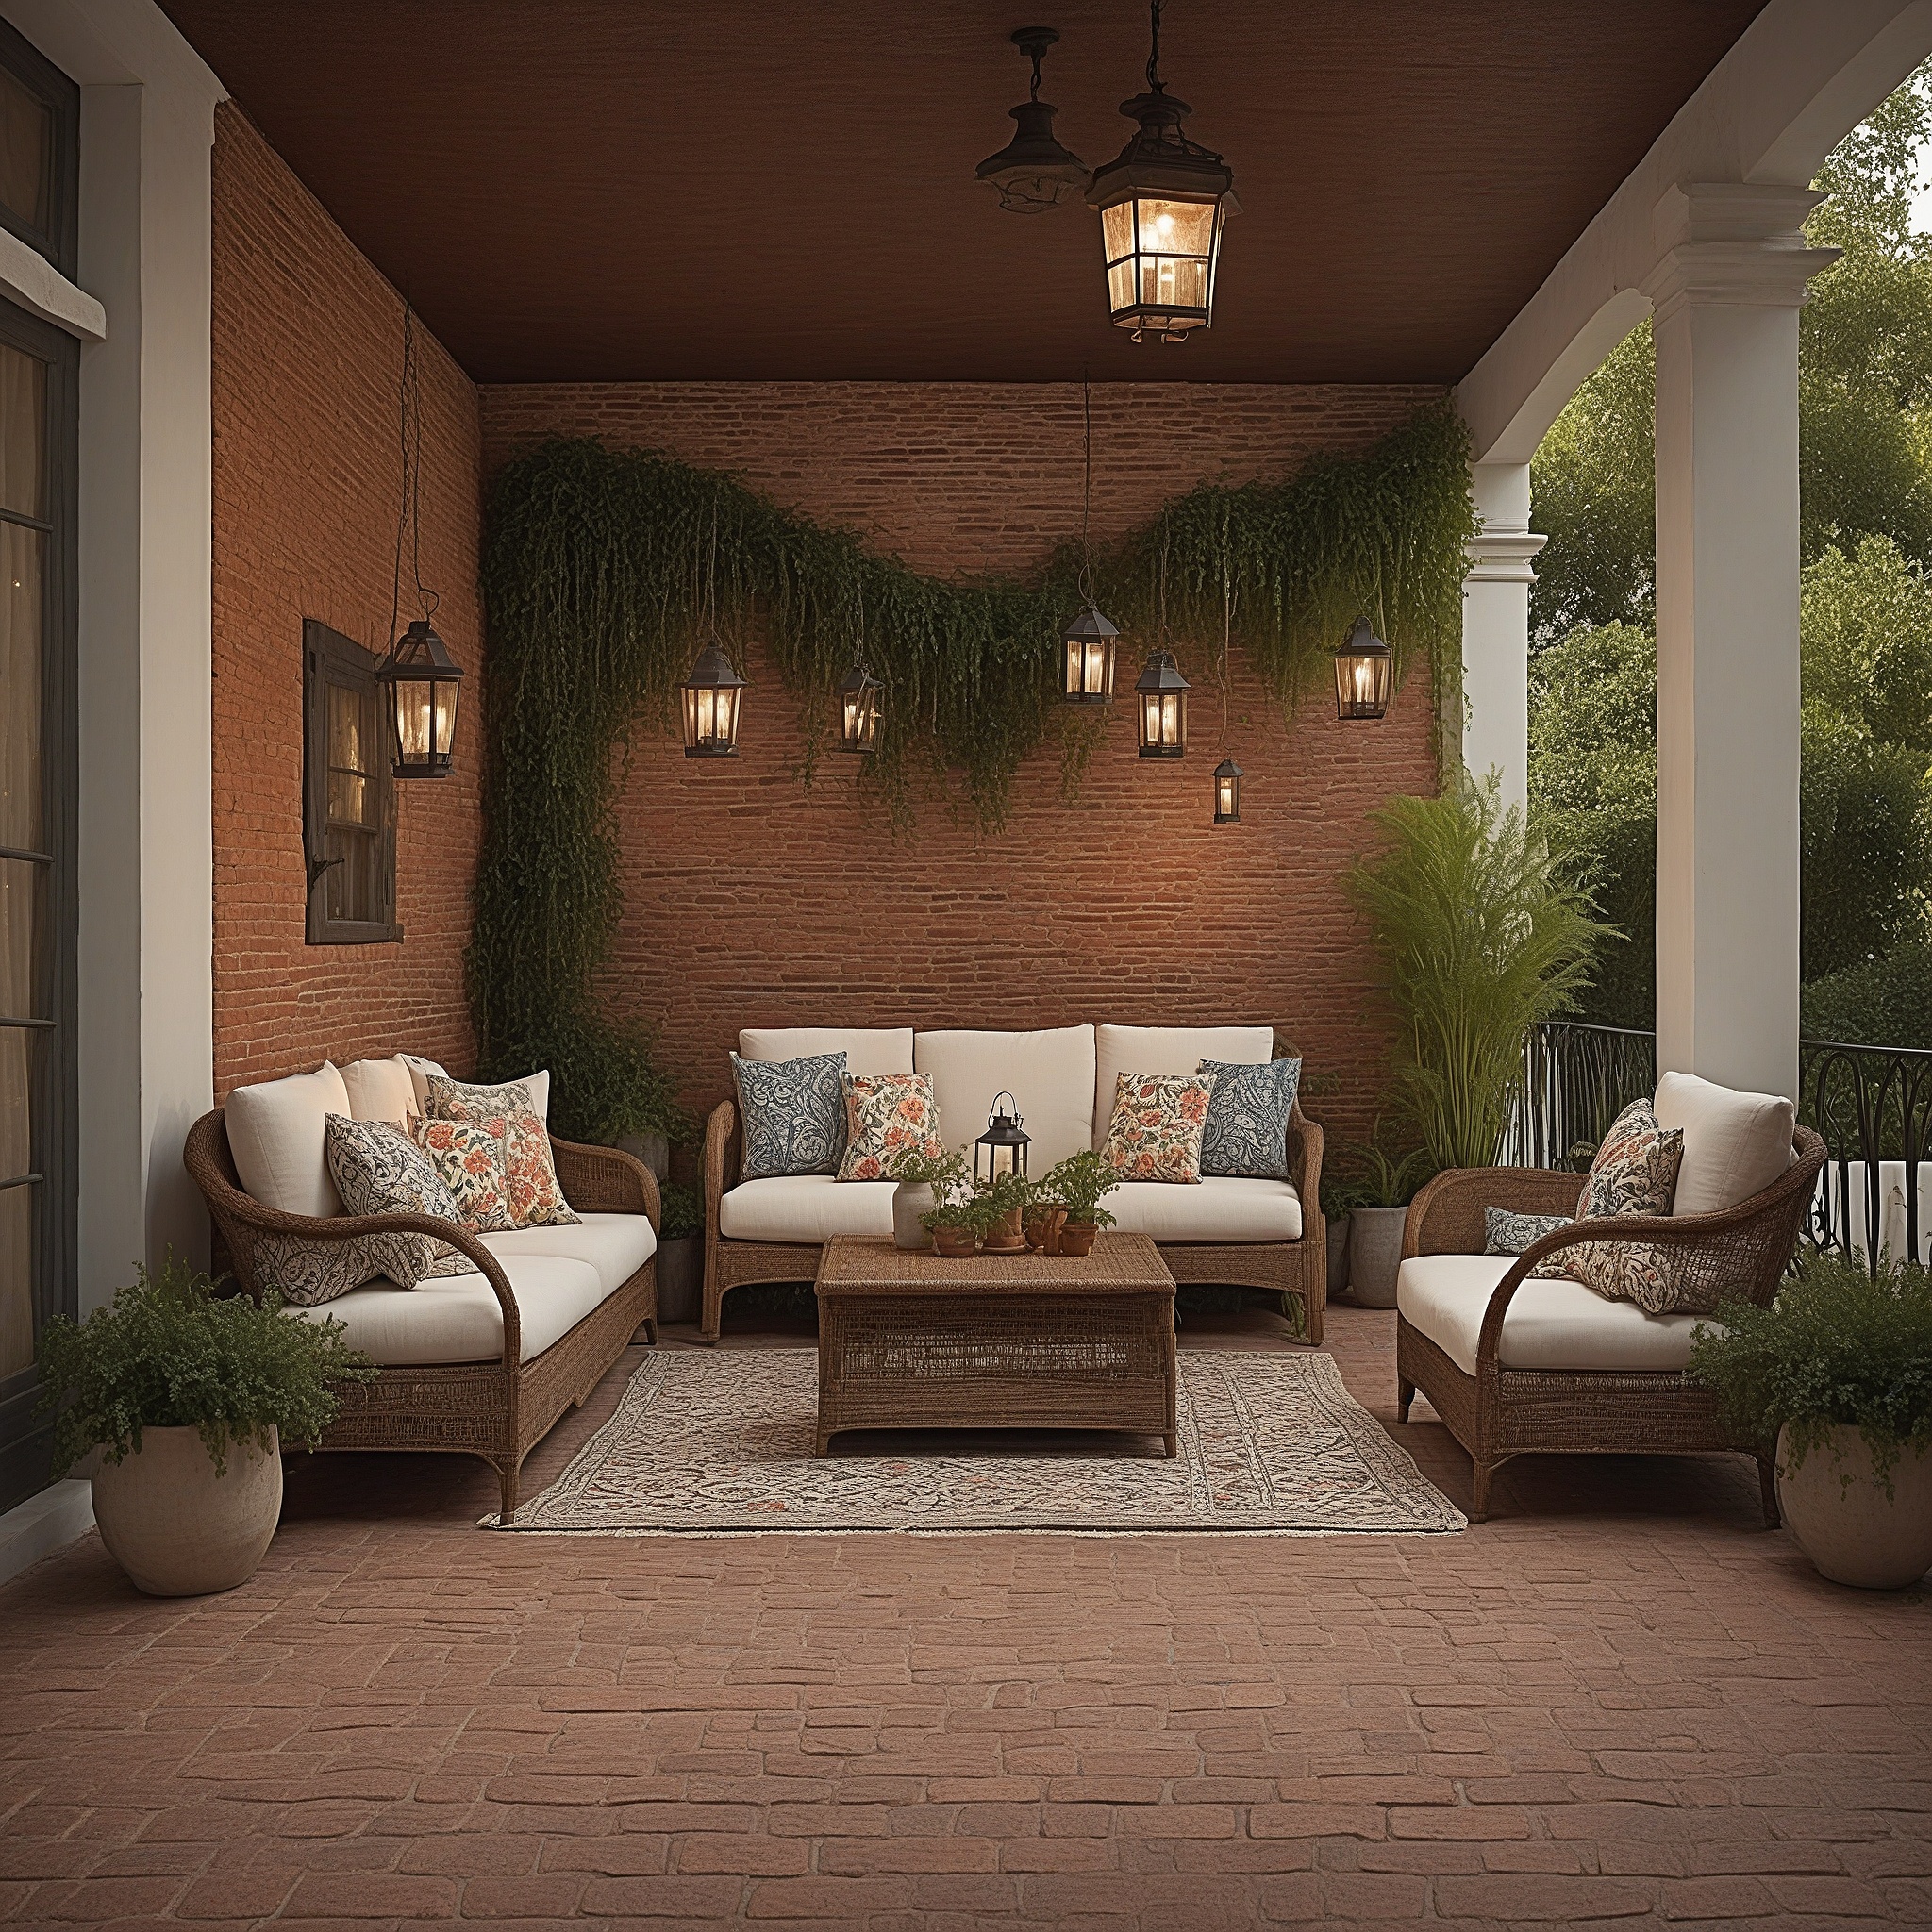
[1146, 0, 1164, 94]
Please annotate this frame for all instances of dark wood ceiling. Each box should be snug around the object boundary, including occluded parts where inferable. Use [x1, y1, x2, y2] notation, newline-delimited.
[161, 0, 1767, 387]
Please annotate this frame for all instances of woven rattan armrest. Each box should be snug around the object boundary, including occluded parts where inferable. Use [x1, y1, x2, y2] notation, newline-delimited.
[549, 1136, 660, 1226]
[1404, 1167, 1588, 1260]
[704, 1099, 741, 1224]
[1286, 1103, 1322, 1230]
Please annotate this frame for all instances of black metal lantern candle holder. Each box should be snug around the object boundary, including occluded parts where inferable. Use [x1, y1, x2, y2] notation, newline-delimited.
[680, 641, 748, 758]
[1060, 604, 1119, 705]
[974, 1092, 1030, 1186]
[837, 660, 882, 754]
[1333, 617, 1393, 722]
[1135, 648, 1190, 756]
[1212, 757, 1242, 824]
[376, 618, 464, 779]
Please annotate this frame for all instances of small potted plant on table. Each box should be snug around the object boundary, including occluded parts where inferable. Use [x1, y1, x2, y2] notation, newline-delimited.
[1039, 1149, 1121, 1257]
[889, 1147, 969, 1251]
[35, 1257, 375, 1597]
[978, 1169, 1033, 1256]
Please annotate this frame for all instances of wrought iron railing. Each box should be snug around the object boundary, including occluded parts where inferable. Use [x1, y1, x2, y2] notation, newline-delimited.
[1508, 1021, 1932, 1273]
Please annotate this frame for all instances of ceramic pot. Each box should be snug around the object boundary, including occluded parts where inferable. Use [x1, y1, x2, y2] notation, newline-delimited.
[655, 1234, 701, 1324]
[92, 1424, 282, 1597]
[1325, 1214, 1351, 1300]
[1025, 1206, 1068, 1254]
[931, 1224, 976, 1258]
[614, 1131, 670, 1181]
[982, 1205, 1028, 1254]
[1776, 1424, 1932, 1590]
[1347, 1205, 1407, 1308]
[892, 1181, 934, 1251]
[1059, 1218, 1099, 1257]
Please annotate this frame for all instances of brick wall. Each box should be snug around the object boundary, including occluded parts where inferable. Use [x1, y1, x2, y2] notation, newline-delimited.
[480, 381, 1448, 1145]
[211, 107, 484, 1097]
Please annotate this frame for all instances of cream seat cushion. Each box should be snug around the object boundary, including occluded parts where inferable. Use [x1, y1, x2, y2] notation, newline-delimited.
[1108, 1176, 1302, 1243]
[480, 1212, 657, 1298]
[1397, 1253, 1721, 1377]
[1654, 1070, 1794, 1216]
[915, 1025, 1095, 1169]
[739, 1026, 913, 1075]
[719, 1175, 897, 1243]
[224, 1062, 352, 1219]
[1093, 1024, 1274, 1149]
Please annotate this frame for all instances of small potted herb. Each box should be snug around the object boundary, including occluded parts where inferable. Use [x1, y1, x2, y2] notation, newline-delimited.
[922, 1193, 982, 1257]
[1038, 1150, 1120, 1258]
[35, 1257, 376, 1597]
[978, 1169, 1033, 1255]
[655, 1180, 704, 1324]
[889, 1147, 970, 1252]
[1689, 1248, 1932, 1589]
[1337, 1125, 1434, 1309]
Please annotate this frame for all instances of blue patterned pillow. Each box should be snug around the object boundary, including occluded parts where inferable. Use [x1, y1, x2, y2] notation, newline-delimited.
[1196, 1058, 1302, 1181]
[731, 1051, 848, 1181]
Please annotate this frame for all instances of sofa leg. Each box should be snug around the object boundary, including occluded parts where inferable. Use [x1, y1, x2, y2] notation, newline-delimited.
[1469, 1457, 1492, 1524]
[1397, 1374, 1414, 1423]
[1304, 1291, 1324, 1348]
[1756, 1451, 1781, 1530]
[495, 1460, 520, 1527]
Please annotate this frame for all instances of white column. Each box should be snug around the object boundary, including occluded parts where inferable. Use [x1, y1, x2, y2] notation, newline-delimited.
[1643, 184, 1836, 1100]
[1460, 461, 1546, 814]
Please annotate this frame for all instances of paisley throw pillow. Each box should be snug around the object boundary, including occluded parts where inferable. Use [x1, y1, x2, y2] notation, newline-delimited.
[1101, 1073, 1213, 1184]
[324, 1114, 476, 1278]
[731, 1050, 847, 1180]
[252, 1230, 430, 1307]
[1564, 1097, 1690, 1313]
[836, 1073, 943, 1181]
[1483, 1206, 1574, 1281]
[1197, 1057, 1300, 1180]
[413, 1116, 517, 1232]
[425, 1074, 579, 1228]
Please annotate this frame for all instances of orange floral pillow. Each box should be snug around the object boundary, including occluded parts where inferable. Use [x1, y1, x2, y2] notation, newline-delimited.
[425, 1075, 579, 1229]
[412, 1116, 516, 1232]
[1101, 1073, 1212, 1184]
[836, 1073, 943, 1182]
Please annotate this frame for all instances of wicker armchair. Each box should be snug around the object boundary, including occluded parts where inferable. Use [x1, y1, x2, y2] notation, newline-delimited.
[184, 1111, 659, 1522]
[1396, 1126, 1825, 1524]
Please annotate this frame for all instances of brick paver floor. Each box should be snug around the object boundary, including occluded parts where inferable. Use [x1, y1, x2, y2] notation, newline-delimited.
[3, 1301, 1928, 1929]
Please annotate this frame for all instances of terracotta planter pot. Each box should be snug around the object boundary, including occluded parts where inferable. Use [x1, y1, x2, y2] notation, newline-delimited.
[1058, 1218, 1099, 1257]
[1024, 1206, 1068, 1254]
[1347, 1205, 1407, 1308]
[655, 1235, 702, 1324]
[982, 1204, 1028, 1255]
[92, 1424, 282, 1597]
[892, 1181, 934, 1250]
[1776, 1424, 1932, 1590]
[931, 1225, 977, 1258]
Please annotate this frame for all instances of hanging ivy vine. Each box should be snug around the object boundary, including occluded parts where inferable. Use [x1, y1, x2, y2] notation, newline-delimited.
[467, 403, 1477, 1140]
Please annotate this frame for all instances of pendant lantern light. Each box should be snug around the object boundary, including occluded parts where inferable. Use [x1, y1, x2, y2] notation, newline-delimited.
[1135, 648, 1190, 757]
[1212, 757, 1242, 824]
[680, 641, 748, 758]
[836, 659, 882, 754]
[975, 27, 1088, 214]
[1061, 375, 1121, 705]
[1087, 0, 1238, 343]
[1333, 617, 1393, 722]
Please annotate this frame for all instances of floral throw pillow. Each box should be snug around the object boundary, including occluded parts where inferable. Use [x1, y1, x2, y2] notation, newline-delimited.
[1483, 1207, 1574, 1281]
[413, 1116, 517, 1232]
[325, 1115, 476, 1278]
[731, 1050, 847, 1180]
[1101, 1073, 1212, 1184]
[1563, 1097, 1690, 1314]
[425, 1075, 579, 1228]
[1197, 1058, 1300, 1180]
[836, 1073, 942, 1181]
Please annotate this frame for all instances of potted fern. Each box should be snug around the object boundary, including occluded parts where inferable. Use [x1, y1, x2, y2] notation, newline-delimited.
[36, 1257, 375, 1597]
[1689, 1249, 1932, 1589]
[1039, 1149, 1120, 1257]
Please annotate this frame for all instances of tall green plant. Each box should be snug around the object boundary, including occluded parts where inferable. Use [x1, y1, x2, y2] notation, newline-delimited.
[1348, 775, 1607, 1173]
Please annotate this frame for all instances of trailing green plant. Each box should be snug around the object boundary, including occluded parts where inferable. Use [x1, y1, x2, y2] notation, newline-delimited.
[35, 1257, 376, 1477]
[1039, 1148, 1121, 1226]
[1688, 1246, 1932, 1491]
[658, 1179, 704, 1241]
[1348, 773, 1608, 1174]
[470, 408, 1476, 1165]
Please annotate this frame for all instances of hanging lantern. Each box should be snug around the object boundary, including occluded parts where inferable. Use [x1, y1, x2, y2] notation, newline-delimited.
[974, 1092, 1031, 1186]
[1135, 648, 1190, 757]
[1086, 0, 1237, 343]
[1060, 604, 1119, 705]
[1333, 617, 1393, 722]
[680, 641, 748, 758]
[375, 618, 464, 779]
[837, 660, 882, 755]
[976, 27, 1088, 214]
[1212, 758, 1242, 824]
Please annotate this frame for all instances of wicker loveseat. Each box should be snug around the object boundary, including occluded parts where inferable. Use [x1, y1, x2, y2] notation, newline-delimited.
[1396, 1075, 1825, 1523]
[186, 1056, 659, 1522]
[704, 1023, 1324, 1343]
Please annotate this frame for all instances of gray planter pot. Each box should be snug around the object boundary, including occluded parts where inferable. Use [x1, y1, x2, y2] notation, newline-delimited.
[1347, 1205, 1408, 1308]
[893, 1181, 935, 1250]
[615, 1132, 670, 1181]
[655, 1234, 702, 1325]
[1325, 1214, 1351, 1300]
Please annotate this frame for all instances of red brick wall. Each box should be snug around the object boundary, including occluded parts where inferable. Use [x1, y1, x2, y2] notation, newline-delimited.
[480, 381, 1447, 1144]
[211, 107, 484, 1097]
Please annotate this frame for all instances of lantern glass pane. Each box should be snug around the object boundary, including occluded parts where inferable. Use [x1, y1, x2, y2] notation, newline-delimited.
[1135, 197, 1214, 312]
[1101, 199, 1134, 265]
[433, 678, 458, 759]
[1086, 637, 1112, 699]
[1141, 691, 1159, 747]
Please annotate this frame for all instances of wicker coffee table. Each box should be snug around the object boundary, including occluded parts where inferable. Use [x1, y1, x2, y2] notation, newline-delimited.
[812, 1233, 1178, 1457]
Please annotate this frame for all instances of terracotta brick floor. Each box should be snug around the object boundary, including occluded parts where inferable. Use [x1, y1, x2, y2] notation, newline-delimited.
[3, 1301, 1929, 1930]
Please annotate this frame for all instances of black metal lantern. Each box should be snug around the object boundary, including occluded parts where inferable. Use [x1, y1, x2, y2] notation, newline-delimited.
[1086, 0, 1237, 342]
[1135, 648, 1190, 757]
[1061, 604, 1119, 705]
[975, 27, 1088, 214]
[837, 661, 882, 755]
[1212, 757, 1242, 824]
[974, 1092, 1030, 1186]
[375, 618, 464, 779]
[680, 641, 748, 758]
[1333, 617, 1393, 722]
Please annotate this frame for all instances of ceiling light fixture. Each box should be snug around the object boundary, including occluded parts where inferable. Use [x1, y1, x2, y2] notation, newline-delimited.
[975, 26, 1088, 214]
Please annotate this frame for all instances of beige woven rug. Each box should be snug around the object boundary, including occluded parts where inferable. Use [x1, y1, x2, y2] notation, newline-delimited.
[491, 1349, 1464, 1536]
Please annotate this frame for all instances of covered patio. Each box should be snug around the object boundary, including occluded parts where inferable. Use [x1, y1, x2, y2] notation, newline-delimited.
[3, 0, 1931, 1923]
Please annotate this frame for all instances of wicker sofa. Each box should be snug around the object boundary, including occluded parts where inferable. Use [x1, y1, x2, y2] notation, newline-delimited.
[186, 1055, 659, 1523]
[704, 1023, 1324, 1343]
[1396, 1071, 1826, 1524]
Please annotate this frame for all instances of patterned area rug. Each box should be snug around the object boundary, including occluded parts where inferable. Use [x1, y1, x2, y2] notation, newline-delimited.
[492, 1349, 1464, 1535]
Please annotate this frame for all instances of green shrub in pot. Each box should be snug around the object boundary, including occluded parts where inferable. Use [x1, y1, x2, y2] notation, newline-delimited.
[1334, 1126, 1435, 1310]
[1689, 1248, 1932, 1588]
[1038, 1150, 1120, 1257]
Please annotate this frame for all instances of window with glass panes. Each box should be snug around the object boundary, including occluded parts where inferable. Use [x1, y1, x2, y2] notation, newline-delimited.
[303, 621, 399, 944]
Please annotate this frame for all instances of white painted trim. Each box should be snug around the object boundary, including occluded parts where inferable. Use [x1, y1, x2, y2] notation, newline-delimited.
[0, 225, 106, 338]
[0, 1478, 93, 1586]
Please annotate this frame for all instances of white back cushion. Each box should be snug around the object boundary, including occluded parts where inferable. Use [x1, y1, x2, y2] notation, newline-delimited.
[914, 1025, 1096, 1170]
[225, 1062, 352, 1218]
[1093, 1024, 1275, 1149]
[738, 1026, 913, 1075]
[405, 1058, 551, 1124]
[400, 1055, 450, 1118]
[1654, 1070, 1794, 1216]
[341, 1058, 417, 1127]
